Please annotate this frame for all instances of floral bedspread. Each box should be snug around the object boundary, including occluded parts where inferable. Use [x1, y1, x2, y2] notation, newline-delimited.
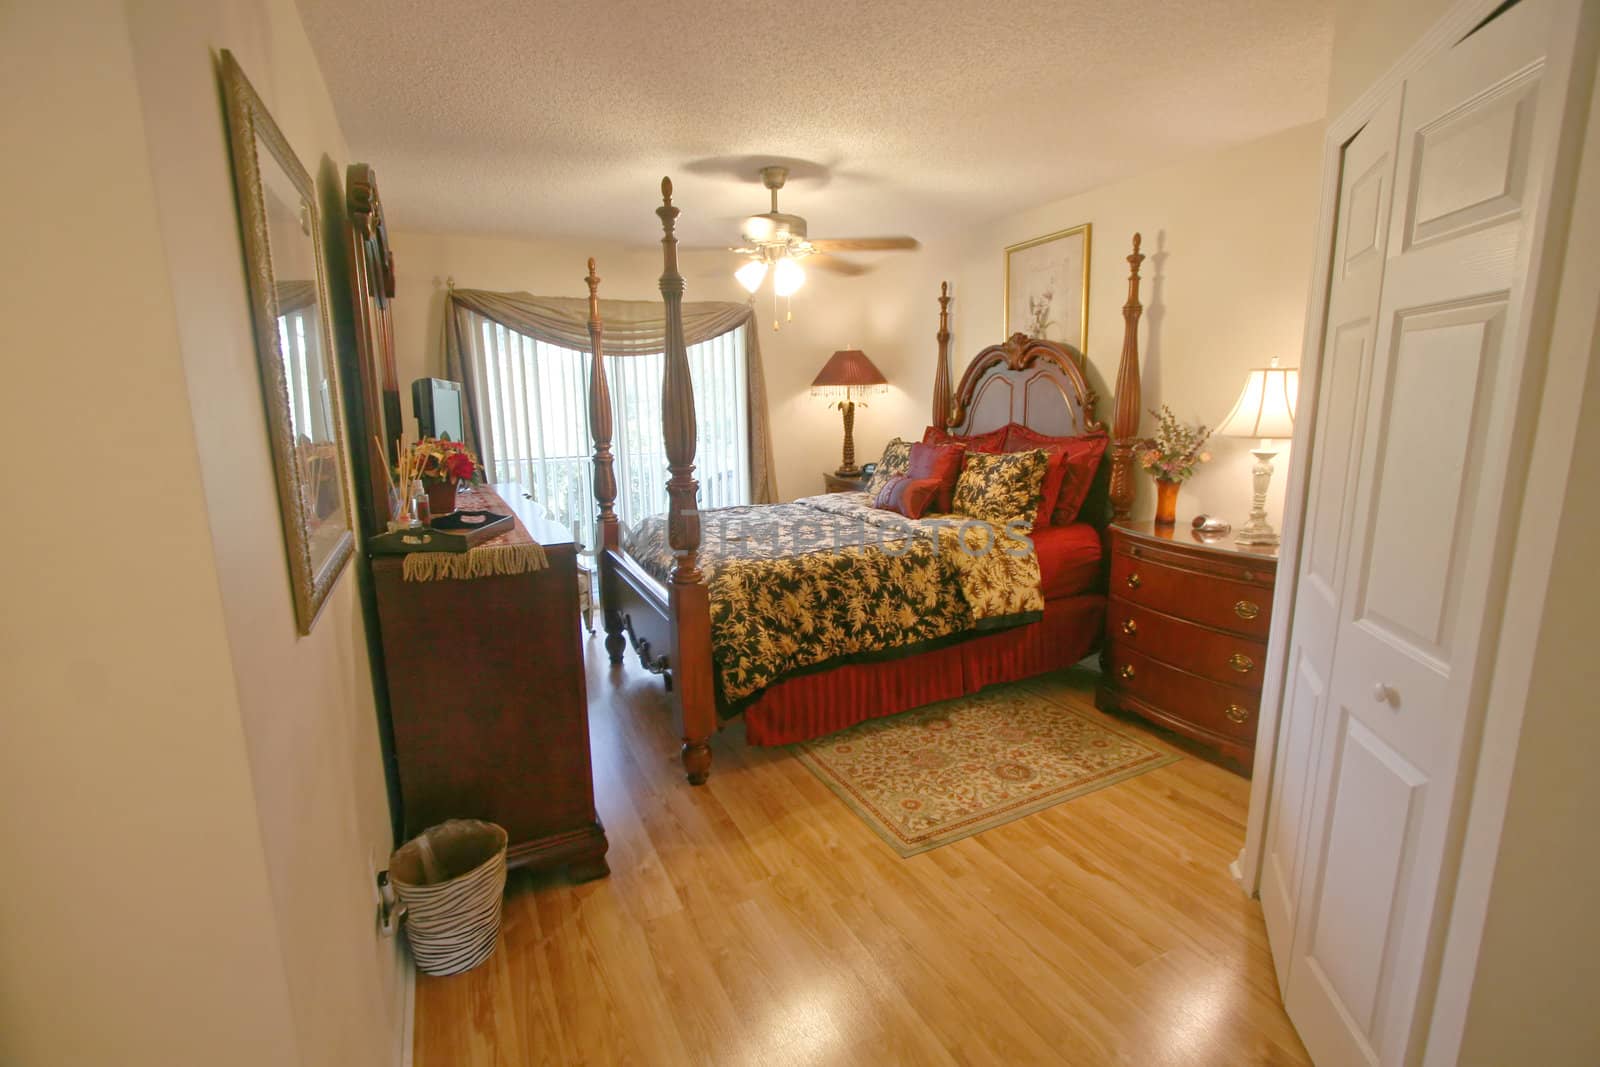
[623, 492, 1043, 704]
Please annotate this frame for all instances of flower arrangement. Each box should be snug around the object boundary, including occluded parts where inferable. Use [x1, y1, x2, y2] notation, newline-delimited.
[1137, 406, 1213, 484]
[406, 437, 482, 486]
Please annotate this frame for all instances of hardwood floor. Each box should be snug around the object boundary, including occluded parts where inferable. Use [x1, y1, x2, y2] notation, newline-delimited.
[413, 637, 1310, 1066]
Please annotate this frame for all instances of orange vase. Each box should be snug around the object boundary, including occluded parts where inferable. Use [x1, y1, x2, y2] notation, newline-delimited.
[1154, 479, 1180, 526]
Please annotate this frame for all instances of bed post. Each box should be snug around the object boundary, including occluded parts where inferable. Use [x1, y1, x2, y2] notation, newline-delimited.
[1108, 233, 1145, 522]
[931, 281, 953, 430]
[657, 178, 717, 785]
[587, 258, 626, 664]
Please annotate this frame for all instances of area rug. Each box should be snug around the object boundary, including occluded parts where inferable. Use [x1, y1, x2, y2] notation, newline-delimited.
[794, 678, 1179, 857]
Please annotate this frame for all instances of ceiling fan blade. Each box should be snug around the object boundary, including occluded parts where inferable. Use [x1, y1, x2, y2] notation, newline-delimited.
[808, 253, 870, 277]
[808, 237, 920, 253]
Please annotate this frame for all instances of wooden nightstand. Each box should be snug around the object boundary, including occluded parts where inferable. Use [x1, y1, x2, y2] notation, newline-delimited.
[823, 470, 869, 493]
[1096, 519, 1278, 773]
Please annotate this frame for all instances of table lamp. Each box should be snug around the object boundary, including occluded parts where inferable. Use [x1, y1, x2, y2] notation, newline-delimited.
[1216, 358, 1298, 545]
[811, 348, 888, 477]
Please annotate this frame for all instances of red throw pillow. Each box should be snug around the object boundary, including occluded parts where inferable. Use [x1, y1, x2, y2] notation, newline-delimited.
[907, 441, 965, 514]
[922, 425, 1009, 454]
[872, 474, 942, 519]
[1004, 424, 1109, 524]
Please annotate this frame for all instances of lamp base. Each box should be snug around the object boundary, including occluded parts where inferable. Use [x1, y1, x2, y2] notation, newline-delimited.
[1234, 518, 1281, 546]
[1235, 446, 1281, 546]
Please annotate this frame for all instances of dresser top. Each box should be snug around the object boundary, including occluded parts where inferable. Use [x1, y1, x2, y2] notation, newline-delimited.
[1110, 519, 1280, 564]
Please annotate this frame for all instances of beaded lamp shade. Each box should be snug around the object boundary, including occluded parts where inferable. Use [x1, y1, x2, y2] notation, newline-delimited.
[810, 348, 888, 399]
[812, 349, 888, 477]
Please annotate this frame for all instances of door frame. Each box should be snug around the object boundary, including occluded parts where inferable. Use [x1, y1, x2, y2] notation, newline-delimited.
[1241, 0, 1600, 1052]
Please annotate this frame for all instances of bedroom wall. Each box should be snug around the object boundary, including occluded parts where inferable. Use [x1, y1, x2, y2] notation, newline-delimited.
[120, 1, 407, 1065]
[0, 3, 302, 1064]
[947, 121, 1325, 528]
[387, 229, 955, 502]
[1326, 0, 1456, 118]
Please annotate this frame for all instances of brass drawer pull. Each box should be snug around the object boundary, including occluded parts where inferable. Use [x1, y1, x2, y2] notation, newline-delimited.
[1224, 704, 1251, 724]
[1119, 664, 1136, 681]
[1228, 652, 1254, 673]
[1234, 599, 1260, 620]
[1126, 572, 1143, 590]
[1122, 618, 1138, 636]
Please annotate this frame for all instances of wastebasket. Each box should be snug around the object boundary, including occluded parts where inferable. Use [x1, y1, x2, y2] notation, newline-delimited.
[387, 819, 508, 976]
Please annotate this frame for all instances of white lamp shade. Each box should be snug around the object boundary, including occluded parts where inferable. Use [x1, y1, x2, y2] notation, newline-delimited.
[1218, 365, 1298, 439]
[774, 257, 805, 297]
[735, 260, 768, 294]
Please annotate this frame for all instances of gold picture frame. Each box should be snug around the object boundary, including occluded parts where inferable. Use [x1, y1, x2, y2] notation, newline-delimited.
[1004, 223, 1091, 358]
[219, 50, 354, 634]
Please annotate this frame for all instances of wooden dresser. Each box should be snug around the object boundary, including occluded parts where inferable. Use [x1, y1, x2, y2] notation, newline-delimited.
[1096, 520, 1278, 772]
[372, 485, 608, 881]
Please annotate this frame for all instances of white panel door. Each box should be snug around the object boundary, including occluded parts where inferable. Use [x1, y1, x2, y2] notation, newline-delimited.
[1259, 89, 1402, 987]
[1282, 2, 1559, 1063]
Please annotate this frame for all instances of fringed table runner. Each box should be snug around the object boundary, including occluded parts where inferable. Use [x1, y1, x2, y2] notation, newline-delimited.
[401, 486, 550, 582]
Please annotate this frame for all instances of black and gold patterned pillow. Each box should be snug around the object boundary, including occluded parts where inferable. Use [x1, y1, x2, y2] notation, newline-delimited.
[951, 449, 1050, 527]
[864, 437, 912, 497]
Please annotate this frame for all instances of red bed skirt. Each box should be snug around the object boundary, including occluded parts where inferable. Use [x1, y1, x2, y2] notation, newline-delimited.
[741, 593, 1106, 746]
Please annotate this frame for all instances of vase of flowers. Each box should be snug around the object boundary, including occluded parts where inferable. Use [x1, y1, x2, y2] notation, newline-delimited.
[402, 437, 482, 519]
[1136, 406, 1212, 526]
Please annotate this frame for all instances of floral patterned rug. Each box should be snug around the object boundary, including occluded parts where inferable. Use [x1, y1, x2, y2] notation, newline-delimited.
[794, 676, 1179, 857]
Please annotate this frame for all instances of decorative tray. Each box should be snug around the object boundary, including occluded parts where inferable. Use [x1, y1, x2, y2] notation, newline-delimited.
[368, 510, 513, 555]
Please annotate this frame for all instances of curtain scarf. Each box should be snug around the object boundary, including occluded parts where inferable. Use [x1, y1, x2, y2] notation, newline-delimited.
[440, 288, 779, 505]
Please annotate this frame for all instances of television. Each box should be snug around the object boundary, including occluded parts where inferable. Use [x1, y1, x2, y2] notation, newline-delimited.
[412, 377, 465, 442]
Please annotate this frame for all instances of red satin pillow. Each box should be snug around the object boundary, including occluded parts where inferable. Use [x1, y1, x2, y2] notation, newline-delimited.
[872, 474, 942, 519]
[922, 425, 1008, 454]
[907, 441, 965, 514]
[1004, 424, 1109, 525]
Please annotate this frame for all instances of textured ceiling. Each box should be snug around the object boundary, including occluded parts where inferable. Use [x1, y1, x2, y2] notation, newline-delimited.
[298, 0, 1332, 249]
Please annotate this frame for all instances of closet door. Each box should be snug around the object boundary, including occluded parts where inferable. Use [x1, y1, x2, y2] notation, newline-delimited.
[1281, 1, 1567, 1062]
[1258, 88, 1401, 988]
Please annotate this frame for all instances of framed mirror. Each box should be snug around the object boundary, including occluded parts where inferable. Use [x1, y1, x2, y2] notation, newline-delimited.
[219, 50, 355, 634]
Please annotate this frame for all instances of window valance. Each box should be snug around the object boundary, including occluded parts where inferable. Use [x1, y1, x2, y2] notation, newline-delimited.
[439, 287, 778, 503]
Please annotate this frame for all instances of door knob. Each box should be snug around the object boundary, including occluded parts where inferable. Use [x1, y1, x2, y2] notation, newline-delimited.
[1373, 683, 1396, 705]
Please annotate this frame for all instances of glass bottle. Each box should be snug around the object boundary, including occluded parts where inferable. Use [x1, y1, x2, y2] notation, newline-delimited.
[409, 479, 431, 527]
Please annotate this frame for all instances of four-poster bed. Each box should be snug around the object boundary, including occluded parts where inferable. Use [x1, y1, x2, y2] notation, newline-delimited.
[589, 179, 1145, 784]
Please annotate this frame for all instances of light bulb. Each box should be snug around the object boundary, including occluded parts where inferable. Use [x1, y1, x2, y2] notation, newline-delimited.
[774, 257, 805, 297]
[735, 260, 768, 294]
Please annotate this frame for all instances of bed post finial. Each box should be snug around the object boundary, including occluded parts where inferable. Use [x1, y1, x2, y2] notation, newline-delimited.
[932, 282, 953, 430]
[656, 176, 715, 785]
[1108, 233, 1146, 523]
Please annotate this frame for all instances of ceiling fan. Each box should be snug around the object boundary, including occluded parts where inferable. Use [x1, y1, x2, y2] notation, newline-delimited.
[730, 165, 919, 329]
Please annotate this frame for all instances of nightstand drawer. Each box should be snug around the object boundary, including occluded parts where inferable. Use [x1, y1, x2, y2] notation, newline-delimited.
[1103, 643, 1261, 743]
[1109, 551, 1273, 640]
[1107, 599, 1269, 690]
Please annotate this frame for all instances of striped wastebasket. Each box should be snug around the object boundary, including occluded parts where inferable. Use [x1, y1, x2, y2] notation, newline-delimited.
[388, 819, 509, 976]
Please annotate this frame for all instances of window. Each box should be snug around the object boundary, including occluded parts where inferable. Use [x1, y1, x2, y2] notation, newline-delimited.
[469, 317, 751, 553]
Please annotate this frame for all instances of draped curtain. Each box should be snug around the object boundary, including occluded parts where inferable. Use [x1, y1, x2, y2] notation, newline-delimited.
[438, 288, 779, 532]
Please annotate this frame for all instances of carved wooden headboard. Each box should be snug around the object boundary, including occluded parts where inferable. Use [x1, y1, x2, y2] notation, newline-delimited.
[947, 334, 1103, 438]
[928, 233, 1145, 524]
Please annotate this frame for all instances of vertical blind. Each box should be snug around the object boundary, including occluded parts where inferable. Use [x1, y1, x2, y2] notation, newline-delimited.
[468, 315, 751, 553]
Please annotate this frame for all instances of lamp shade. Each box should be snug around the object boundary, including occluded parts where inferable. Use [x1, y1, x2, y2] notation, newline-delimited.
[734, 260, 768, 293]
[1217, 363, 1298, 439]
[811, 349, 888, 397]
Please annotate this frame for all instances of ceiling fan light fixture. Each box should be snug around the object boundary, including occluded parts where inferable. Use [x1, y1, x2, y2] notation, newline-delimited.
[774, 256, 805, 297]
[743, 215, 778, 243]
[735, 259, 768, 294]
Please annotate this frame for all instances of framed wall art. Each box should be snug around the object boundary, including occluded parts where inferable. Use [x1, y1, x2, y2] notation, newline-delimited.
[1004, 223, 1091, 357]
